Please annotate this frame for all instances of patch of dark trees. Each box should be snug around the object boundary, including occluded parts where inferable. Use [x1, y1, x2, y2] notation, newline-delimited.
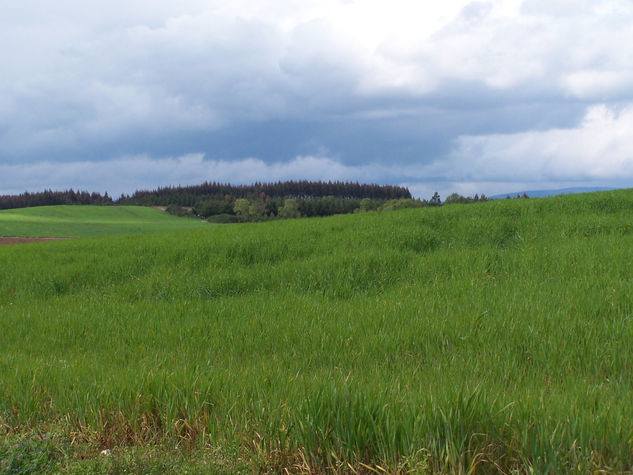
[0, 189, 113, 210]
[506, 193, 530, 199]
[444, 192, 490, 204]
[118, 180, 412, 206]
[117, 180, 430, 222]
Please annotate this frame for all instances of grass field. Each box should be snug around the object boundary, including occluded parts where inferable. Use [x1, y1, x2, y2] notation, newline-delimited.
[2, 191, 633, 472]
[0, 205, 208, 238]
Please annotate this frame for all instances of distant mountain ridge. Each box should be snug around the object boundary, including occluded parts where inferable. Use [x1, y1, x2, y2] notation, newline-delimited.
[491, 186, 617, 199]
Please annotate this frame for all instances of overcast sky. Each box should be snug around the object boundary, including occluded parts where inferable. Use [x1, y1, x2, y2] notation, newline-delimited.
[2, 0, 633, 199]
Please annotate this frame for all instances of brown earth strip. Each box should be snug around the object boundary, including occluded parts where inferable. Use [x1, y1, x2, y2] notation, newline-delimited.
[0, 237, 69, 246]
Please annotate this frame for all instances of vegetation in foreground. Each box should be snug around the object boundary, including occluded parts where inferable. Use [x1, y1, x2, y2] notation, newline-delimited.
[1, 190, 633, 472]
[0, 205, 208, 238]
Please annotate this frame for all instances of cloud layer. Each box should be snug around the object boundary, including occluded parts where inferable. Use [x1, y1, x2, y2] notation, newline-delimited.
[448, 105, 633, 182]
[2, 0, 633, 195]
[0, 154, 416, 198]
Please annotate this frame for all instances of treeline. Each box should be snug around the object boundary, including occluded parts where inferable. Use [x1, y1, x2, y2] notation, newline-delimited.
[116, 180, 423, 222]
[197, 190, 491, 222]
[0, 182, 491, 223]
[197, 196, 429, 223]
[118, 180, 412, 206]
[443, 192, 489, 204]
[0, 189, 113, 210]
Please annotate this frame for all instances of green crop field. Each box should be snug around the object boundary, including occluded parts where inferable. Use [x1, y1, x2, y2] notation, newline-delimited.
[2, 191, 633, 473]
[0, 205, 208, 238]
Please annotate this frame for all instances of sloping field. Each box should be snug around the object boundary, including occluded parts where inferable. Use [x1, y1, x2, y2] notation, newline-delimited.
[1, 191, 633, 472]
[0, 205, 208, 238]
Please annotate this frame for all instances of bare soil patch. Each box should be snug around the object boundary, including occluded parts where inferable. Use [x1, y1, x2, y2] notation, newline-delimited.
[0, 237, 69, 246]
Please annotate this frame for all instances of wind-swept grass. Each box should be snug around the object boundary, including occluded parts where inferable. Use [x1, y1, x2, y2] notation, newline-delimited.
[0, 205, 207, 237]
[1, 190, 633, 472]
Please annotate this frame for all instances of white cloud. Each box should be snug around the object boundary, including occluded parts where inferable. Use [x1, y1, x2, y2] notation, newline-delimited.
[4, 0, 632, 129]
[441, 104, 633, 182]
[563, 70, 633, 99]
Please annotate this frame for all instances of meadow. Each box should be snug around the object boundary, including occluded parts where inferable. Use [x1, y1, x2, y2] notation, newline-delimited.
[1, 191, 633, 473]
[0, 205, 208, 238]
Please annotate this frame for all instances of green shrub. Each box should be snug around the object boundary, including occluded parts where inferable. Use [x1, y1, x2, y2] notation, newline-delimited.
[207, 213, 239, 224]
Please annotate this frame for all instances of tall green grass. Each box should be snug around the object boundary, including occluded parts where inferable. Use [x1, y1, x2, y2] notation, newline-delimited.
[0, 205, 208, 237]
[2, 190, 633, 472]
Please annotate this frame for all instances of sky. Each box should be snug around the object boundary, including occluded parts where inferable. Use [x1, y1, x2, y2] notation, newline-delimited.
[2, 0, 633, 199]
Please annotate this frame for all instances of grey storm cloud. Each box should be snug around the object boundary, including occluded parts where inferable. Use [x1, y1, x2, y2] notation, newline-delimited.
[2, 0, 633, 197]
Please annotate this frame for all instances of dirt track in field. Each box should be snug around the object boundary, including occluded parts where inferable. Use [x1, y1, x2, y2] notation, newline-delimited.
[0, 237, 68, 246]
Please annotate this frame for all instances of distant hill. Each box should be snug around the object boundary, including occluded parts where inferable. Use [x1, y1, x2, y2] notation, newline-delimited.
[491, 186, 617, 199]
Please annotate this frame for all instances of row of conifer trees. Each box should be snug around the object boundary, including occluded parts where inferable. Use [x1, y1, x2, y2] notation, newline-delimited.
[0, 181, 412, 211]
[0, 189, 113, 210]
[118, 180, 412, 207]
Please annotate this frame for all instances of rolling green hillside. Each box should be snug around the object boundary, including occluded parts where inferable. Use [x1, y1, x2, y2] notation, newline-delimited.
[0, 205, 208, 237]
[1, 190, 633, 472]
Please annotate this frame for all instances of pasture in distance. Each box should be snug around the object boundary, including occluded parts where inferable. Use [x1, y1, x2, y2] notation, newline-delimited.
[0, 205, 208, 239]
[2, 191, 633, 472]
